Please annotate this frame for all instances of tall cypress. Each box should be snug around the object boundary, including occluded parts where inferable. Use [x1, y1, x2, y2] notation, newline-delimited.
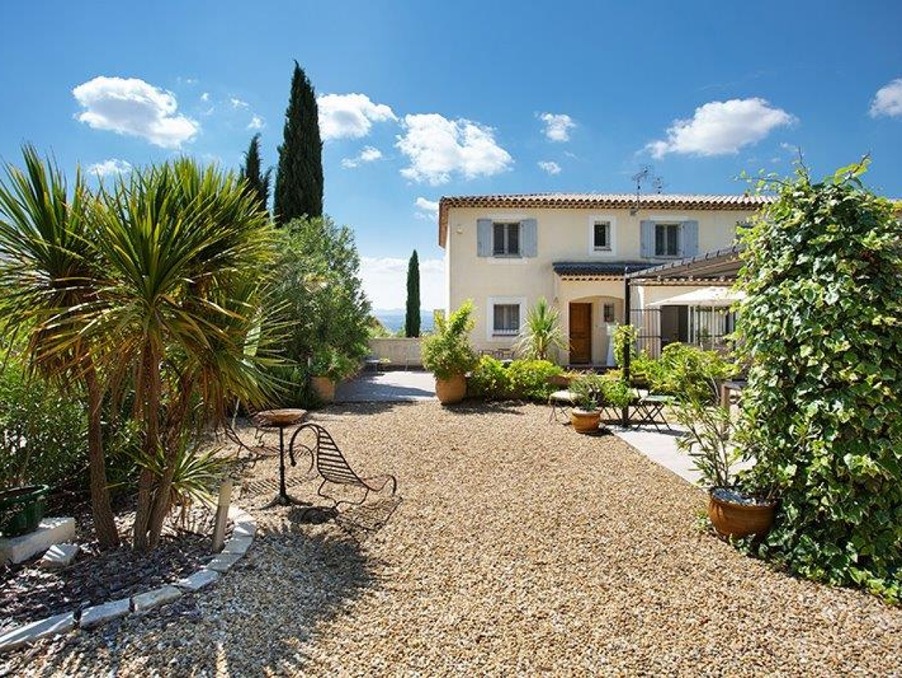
[405, 250, 421, 337]
[240, 134, 271, 213]
[274, 61, 323, 224]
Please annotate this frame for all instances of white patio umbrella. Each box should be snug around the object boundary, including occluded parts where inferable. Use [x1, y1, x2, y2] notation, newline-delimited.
[647, 286, 745, 307]
[648, 286, 744, 349]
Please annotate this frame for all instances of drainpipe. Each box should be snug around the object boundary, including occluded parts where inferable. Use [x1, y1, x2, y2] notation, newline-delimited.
[622, 268, 631, 428]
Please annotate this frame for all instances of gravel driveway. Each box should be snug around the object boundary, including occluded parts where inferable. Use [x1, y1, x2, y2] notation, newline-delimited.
[4, 401, 900, 676]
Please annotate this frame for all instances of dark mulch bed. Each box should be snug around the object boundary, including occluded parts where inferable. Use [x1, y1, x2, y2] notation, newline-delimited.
[0, 496, 225, 634]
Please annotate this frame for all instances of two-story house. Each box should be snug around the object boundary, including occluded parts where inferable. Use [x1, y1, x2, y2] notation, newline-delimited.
[438, 193, 769, 365]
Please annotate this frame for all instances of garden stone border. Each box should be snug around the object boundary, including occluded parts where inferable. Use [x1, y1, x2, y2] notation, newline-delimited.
[0, 505, 256, 654]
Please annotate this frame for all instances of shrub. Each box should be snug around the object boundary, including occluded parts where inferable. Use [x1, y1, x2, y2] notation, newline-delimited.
[515, 298, 566, 362]
[0, 351, 87, 490]
[651, 343, 737, 403]
[507, 360, 562, 401]
[421, 301, 479, 380]
[735, 160, 902, 602]
[468, 356, 512, 400]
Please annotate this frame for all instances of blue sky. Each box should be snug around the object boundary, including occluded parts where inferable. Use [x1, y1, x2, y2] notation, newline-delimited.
[1, 1, 901, 310]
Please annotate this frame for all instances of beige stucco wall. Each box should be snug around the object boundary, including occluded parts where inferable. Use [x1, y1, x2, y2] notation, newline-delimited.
[444, 205, 755, 363]
[367, 338, 422, 367]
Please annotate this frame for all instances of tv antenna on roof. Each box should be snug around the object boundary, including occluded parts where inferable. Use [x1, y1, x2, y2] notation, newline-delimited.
[630, 165, 664, 214]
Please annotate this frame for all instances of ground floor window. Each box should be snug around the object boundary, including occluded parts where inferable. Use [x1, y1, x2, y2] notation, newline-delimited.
[492, 304, 520, 336]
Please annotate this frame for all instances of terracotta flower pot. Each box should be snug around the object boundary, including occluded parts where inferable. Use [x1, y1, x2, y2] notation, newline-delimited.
[434, 374, 467, 405]
[707, 487, 777, 539]
[570, 408, 601, 434]
[311, 376, 335, 403]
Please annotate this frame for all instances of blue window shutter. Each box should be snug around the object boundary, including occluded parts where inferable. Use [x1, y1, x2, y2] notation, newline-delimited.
[640, 221, 654, 257]
[521, 219, 538, 257]
[681, 220, 699, 257]
[477, 219, 492, 257]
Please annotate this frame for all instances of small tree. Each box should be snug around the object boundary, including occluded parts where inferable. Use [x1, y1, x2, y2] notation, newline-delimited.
[735, 159, 902, 602]
[274, 61, 323, 224]
[240, 133, 271, 213]
[405, 250, 421, 337]
[515, 297, 566, 361]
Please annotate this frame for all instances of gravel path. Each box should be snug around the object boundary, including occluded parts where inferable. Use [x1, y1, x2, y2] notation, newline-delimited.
[3, 401, 899, 676]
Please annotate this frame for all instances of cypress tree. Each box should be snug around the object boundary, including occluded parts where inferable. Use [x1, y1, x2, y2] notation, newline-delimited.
[405, 250, 421, 337]
[274, 61, 324, 224]
[240, 134, 271, 213]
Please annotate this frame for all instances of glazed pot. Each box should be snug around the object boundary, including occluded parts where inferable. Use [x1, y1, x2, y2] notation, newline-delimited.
[434, 374, 467, 405]
[707, 487, 776, 539]
[570, 408, 601, 434]
[0, 485, 50, 537]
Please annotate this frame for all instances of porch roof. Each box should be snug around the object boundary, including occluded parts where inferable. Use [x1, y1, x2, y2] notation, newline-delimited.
[625, 245, 743, 285]
[553, 261, 653, 279]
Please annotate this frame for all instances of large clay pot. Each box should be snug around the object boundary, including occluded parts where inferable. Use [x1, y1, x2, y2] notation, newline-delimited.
[311, 376, 335, 403]
[0, 485, 49, 537]
[434, 374, 467, 405]
[708, 487, 776, 539]
[570, 408, 601, 434]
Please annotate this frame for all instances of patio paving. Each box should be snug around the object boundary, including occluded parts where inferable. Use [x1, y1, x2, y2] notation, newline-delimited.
[4, 401, 898, 675]
[335, 369, 435, 402]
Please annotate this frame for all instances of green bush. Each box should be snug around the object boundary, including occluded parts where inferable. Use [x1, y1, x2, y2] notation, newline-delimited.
[468, 356, 512, 400]
[735, 161, 902, 603]
[0, 352, 87, 490]
[421, 301, 479, 380]
[507, 360, 562, 401]
[650, 343, 737, 403]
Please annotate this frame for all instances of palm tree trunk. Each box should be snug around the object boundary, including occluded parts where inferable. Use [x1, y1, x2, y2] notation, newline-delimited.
[133, 346, 161, 551]
[84, 365, 120, 549]
[145, 376, 194, 549]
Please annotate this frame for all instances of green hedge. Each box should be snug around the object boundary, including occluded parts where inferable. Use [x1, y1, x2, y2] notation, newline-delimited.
[469, 358, 562, 402]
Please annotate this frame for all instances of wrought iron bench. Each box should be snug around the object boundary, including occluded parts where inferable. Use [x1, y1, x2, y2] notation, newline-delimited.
[288, 423, 397, 508]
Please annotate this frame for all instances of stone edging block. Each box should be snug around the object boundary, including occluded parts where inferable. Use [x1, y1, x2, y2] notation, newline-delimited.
[0, 502, 256, 654]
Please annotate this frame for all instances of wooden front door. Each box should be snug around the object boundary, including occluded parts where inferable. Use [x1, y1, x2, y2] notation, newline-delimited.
[569, 303, 592, 364]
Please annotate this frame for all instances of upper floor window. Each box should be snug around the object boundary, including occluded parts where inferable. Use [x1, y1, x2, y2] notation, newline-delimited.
[493, 222, 520, 256]
[477, 218, 538, 259]
[655, 223, 680, 257]
[593, 221, 611, 251]
[640, 219, 698, 259]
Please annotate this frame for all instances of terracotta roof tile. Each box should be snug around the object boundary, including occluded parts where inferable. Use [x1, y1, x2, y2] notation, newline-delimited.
[438, 193, 772, 247]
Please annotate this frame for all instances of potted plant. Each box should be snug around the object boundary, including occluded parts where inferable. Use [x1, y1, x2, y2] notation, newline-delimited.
[0, 484, 50, 537]
[674, 387, 776, 539]
[568, 373, 603, 433]
[421, 301, 479, 405]
[310, 348, 358, 404]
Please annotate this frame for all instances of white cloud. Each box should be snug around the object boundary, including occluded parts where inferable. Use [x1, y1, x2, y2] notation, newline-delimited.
[87, 158, 132, 177]
[360, 256, 445, 310]
[396, 114, 513, 185]
[72, 76, 199, 149]
[317, 93, 397, 141]
[414, 197, 439, 221]
[647, 98, 795, 158]
[200, 92, 210, 102]
[869, 78, 902, 118]
[538, 160, 561, 175]
[247, 114, 265, 130]
[341, 145, 383, 169]
[539, 113, 576, 142]
[230, 97, 249, 109]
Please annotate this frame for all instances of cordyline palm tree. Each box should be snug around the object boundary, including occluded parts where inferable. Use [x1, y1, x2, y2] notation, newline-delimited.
[515, 297, 566, 362]
[89, 159, 277, 550]
[0, 146, 120, 547]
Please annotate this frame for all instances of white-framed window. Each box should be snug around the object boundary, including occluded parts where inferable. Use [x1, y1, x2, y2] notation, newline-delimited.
[493, 304, 520, 335]
[593, 221, 611, 250]
[486, 296, 526, 341]
[588, 215, 616, 256]
[477, 218, 538, 260]
[603, 303, 616, 323]
[493, 222, 520, 256]
[655, 222, 681, 257]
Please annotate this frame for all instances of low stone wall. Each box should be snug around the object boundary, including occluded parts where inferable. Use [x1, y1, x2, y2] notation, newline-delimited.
[368, 338, 422, 369]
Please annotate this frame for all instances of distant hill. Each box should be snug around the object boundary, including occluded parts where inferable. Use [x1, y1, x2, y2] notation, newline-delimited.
[374, 309, 436, 334]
